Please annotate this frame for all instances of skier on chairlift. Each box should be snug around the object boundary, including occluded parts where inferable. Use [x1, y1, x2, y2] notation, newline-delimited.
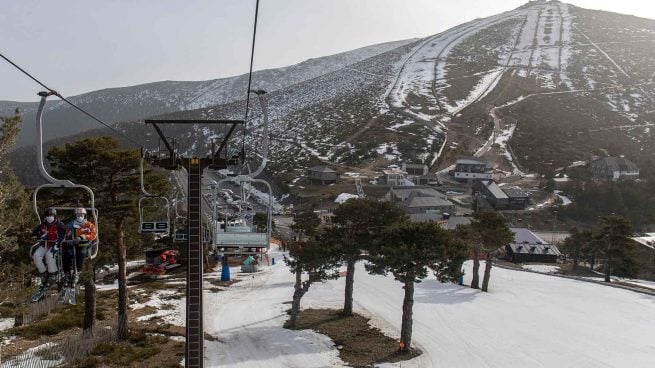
[30, 207, 66, 301]
[59, 207, 97, 304]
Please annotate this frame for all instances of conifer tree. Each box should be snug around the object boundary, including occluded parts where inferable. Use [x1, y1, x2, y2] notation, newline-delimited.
[598, 215, 636, 282]
[472, 211, 513, 292]
[0, 111, 31, 296]
[331, 198, 407, 316]
[47, 136, 167, 337]
[367, 222, 466, 353]
[285, 211, 339, 327]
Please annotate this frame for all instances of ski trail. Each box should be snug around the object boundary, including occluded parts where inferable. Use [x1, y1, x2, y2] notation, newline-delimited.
[204, 251, 344, 368]
[572, 24, 630, 78]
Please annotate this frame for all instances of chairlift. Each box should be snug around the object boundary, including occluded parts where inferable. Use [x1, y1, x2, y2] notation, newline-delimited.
[138, 154, 170, 235]
[32, 91, 100, 259]
[213, 91, 273, 256]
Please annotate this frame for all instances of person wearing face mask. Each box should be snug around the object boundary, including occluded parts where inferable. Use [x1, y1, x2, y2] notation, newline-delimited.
[30, 207, 67, 301]
[60, 208, 97, 303]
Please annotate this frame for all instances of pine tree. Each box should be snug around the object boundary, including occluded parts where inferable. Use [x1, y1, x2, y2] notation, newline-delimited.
[471, 211, 513, 292]
[0, 111, 32, 297]
[285, 212, 339, 327]
[598, 215, 636, 282]
[331, 198, 407, 316]
[367, 222, 466, 353]
[47, 136, 167, 337]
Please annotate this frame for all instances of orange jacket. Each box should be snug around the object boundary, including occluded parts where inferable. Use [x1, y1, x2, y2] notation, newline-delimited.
[68, 220, 97, 243]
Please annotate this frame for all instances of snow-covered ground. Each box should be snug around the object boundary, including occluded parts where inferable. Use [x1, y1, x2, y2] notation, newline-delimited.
[522, 264, 560, 273]
[0, 318, 14, 332]
[175, 250, 655, 367]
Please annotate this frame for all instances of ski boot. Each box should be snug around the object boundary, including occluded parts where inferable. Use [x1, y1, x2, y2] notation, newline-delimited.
[31, 272, 54, 302]
[68, 273, 79, 305]
[58, 273, 71, 304]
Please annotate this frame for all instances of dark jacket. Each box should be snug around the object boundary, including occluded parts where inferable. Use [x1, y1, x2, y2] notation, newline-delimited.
[31, 219, 67, 247]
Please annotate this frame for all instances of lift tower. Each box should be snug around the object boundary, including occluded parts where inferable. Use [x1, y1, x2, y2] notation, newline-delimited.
[144, 119, 244, 368]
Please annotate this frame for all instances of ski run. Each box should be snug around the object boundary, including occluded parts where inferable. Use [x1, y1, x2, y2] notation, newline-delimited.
[43, 247, 652, 368]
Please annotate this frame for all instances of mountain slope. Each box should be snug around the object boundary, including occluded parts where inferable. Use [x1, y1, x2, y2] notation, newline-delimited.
[1, 39, 414, 147]
[8, 2, 655, 195]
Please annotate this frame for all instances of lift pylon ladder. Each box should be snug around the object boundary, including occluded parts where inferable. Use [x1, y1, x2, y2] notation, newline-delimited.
[143, 117, 245, 368]
[32, 91, 100, 259]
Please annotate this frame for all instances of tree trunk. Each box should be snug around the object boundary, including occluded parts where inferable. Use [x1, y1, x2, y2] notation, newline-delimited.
[399, 278, 414, 353]
[289, 268, 303, 327]
[590, 255, 595, 271]
[481, 252, 493, 292]
[471, 249, 480, 289]
[116, 219, 128, 340]
[572, 248, 579, 270]
[82, 258, 96, 333]
[343, 259, 356, 316]
[604, 259, 611, 283]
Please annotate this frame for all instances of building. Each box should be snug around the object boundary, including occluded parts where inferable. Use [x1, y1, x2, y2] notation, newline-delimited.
[502, 186, 530, 210]
[381, 168, 409, 186]
[414, 172, 440, 186]
[473, 180, 508, 209]
[473, 180, 529, 210]
[451, 157, 493, 181]
[386, 186, 443, 202]
[590, 157, 639, 181]
[400, 190, 455, 215]
[506, 228, 561, 263]
[306, 165, 338, 185]
[402, 163, 429, 176]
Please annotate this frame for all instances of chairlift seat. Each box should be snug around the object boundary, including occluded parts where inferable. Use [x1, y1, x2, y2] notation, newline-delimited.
[140, 221, 170, 233]
[216, 232, 268, 247]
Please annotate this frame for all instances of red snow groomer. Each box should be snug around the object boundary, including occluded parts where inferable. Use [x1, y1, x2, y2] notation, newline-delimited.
[142, 248, 181, 276]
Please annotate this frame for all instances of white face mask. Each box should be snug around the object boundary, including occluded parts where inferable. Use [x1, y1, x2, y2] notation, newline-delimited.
[45, 216, 55, 223]
[76, 215, 85, 223]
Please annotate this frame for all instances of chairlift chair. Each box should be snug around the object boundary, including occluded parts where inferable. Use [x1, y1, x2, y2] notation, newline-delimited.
[32, 91, 100, 259]
[138, 155, 171, 235]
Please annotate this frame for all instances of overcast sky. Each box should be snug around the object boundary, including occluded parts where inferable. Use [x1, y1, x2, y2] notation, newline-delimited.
[1, 0, 654, 102]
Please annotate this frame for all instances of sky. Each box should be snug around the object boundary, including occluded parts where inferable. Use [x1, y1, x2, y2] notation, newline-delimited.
[1, 0, 654, 102]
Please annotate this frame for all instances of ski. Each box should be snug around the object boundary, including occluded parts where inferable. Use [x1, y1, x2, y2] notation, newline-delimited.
[30, 286, 48, 303]
[58, 287, 69, 303]
[68, 287, 77, 305]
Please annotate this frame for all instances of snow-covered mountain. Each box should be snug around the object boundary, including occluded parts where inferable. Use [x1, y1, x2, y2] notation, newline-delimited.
[8, 1, 655, 188]
[0, 39, 414, 147]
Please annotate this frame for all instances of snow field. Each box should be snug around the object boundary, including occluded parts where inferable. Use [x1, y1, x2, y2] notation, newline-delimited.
[178, 249, 655, 368]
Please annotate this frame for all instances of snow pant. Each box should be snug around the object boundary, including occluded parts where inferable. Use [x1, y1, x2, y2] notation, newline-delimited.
[33, 245, 58, 273]
[62, 243, 88, 274]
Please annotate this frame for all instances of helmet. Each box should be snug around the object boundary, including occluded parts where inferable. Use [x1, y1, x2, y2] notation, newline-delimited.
[44, 208, 57, 217]
[74, 208, 87, 215]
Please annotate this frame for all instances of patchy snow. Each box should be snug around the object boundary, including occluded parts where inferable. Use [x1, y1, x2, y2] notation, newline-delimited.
[389, 119, 416, 130]
[554, 190, 572, 206]
[522, 264, 561, 273]
[334, 193, 359, 204]
[0, 318, 14, 331]
[387, 9, 525, 122]
[447, 68, 505, 114]
[494, 124, 525, 175]
[131, 288, 185, 325]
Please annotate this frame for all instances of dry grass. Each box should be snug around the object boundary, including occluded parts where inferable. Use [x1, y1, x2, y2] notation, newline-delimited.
[287, 308, 420, 368]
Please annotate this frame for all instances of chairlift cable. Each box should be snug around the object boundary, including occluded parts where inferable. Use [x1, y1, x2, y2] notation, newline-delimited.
[0, 52, 143, 148]
[242, 0, 261, 158]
